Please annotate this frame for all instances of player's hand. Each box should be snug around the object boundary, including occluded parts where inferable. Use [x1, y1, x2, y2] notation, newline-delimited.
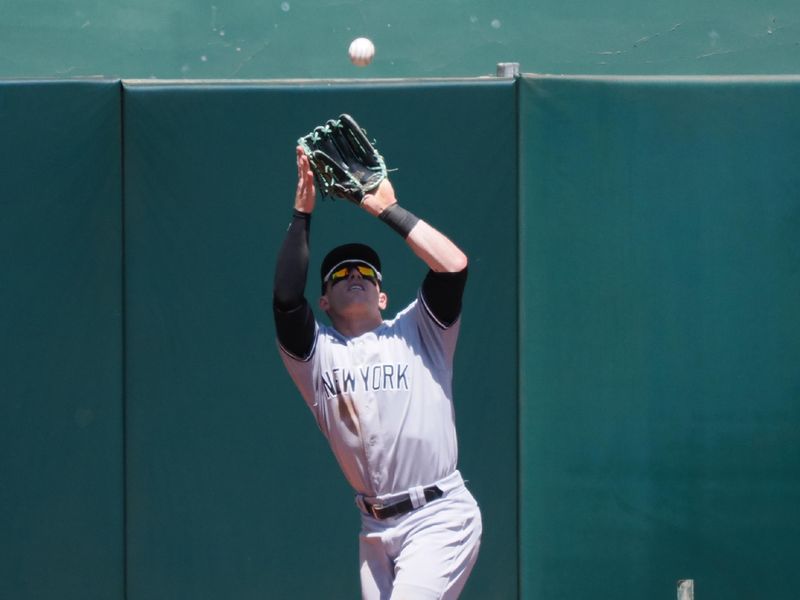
[295, 146, 316, 214]
[361, 179, 397, 217]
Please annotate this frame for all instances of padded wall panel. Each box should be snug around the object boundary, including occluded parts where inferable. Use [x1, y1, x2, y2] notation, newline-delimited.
[123, 80, 517, 599]
[519, 76, 800, 599]
[0, 80, 123, 600]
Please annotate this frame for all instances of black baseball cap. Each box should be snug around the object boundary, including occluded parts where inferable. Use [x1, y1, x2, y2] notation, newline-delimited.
[320, 243, 382, 292]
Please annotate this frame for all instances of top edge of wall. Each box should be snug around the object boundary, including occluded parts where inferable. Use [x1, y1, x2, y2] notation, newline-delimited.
[520, 73, 800, 83]
[120, 76, 516, 86]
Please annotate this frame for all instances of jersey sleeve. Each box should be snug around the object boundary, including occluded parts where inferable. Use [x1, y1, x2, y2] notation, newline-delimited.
[419, 267, 468, 328]
[274, 300, 317, 360]
[279, 331, 319, 402]
[399, 267, 467, 370]
[392, 294, 461, 375]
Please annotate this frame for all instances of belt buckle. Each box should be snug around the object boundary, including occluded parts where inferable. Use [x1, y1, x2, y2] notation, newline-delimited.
[368, 501, 384, 519]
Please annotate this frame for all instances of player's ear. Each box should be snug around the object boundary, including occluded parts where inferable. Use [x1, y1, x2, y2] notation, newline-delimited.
[319, 295, 330, 311]
[378, 291, 388, 310]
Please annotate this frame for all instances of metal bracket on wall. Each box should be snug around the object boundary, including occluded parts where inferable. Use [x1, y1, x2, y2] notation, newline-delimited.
[496, 62, 520, 77]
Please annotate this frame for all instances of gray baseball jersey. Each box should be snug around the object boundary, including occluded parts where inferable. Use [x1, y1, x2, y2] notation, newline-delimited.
[279, 290, 460, 497]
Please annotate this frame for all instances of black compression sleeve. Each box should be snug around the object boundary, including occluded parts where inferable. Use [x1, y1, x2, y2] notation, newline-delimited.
[273, 210, 316, 359]
[273, 210, 310, 310]
[420, 267, 468, 328]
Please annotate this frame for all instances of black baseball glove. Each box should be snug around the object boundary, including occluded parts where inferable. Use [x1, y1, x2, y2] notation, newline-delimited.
[297, 114, 388, 204]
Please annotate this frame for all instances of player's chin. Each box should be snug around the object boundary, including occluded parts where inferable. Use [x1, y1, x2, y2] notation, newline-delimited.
[344, 297, 373, 310]
[333, 292, 362, 305]
[342, 295, 379, 311]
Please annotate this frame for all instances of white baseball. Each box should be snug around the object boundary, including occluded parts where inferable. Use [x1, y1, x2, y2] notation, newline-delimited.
[349, 37, 375, 67]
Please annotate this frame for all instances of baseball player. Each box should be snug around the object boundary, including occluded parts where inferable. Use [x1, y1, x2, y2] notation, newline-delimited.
[273, 136, 482, 598]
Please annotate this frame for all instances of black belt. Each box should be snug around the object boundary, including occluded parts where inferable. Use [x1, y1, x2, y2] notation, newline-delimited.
[364, 485, 444, 520]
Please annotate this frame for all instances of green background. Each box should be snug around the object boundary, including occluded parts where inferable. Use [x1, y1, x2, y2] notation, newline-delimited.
[520, 76, 800, 599]
[1, 2, 799, 593]
[0, 81, 124, 599]
[1, 0, 799, 79]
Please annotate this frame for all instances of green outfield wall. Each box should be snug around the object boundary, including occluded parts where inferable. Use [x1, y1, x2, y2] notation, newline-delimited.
[519, 75, 800, 599]
[0, 81, 124, 599]
[1, 76, 798, 599]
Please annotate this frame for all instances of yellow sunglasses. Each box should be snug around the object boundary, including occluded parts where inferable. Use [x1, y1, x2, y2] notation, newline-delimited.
[325, 262, 381, 286]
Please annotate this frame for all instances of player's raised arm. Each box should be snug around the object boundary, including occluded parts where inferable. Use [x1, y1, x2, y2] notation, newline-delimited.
[361, 180, 468, 328]
[361, 179, 468, 274]
[272, 148, 316, 359]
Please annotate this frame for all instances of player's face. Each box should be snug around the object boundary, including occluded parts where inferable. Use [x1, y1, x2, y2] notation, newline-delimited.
[320, 262, 387, 317]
